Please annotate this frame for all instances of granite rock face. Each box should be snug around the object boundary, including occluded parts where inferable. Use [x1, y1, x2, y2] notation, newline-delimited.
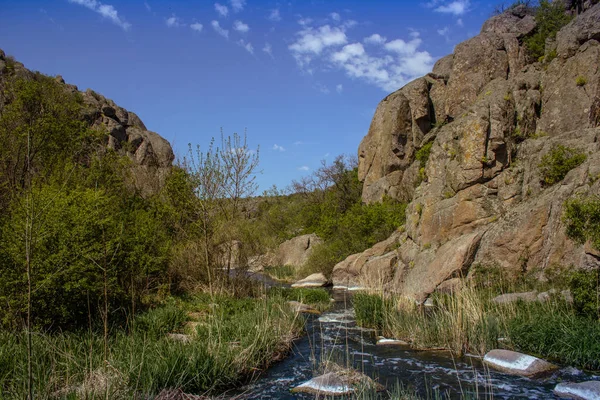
[341, 4, 600, 300]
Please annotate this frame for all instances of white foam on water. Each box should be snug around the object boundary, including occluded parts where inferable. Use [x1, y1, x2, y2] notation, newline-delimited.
[296, 380, 353, 394]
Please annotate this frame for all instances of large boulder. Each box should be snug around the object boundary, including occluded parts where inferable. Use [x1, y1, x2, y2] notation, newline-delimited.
[276, 233, 322, 268]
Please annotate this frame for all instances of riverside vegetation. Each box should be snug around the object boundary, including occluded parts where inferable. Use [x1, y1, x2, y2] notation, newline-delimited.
[3, 0, 600, 398]
[0, 54, 402, 398]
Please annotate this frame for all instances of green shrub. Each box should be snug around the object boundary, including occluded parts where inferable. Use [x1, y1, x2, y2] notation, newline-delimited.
[539, 145, 586, 186]
[568, 270, 600, 319]
[415, 142, 433, 168]
[576, 75, 587, 87]
[524, 0, 573, 60]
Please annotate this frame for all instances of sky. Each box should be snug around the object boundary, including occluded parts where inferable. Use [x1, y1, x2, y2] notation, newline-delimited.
[0, 0, 498, 192]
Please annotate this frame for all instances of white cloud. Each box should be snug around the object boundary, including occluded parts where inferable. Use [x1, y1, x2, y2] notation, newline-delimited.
[330, 12, 341, 22]
[289, 24, 348, 67]
[214, 3, 229, 17]
[290, 21, 434, 92]
[272, 144, 285, 152]
[457, 18, 464, 26]
[263, 42, 273, 57]
[230, 0, 245, 12]
[364, 33, 386, 45]
[238, 39, 254, 54]
[437, 27, 449, 36]
[435, 0, 470, 15]
[293, 141, 303, 145]
[144, 1, 151, 11]
[298, 166, 310, 171]
[190, 22, 203, 32]
[166, 15, 181, 28]
[233, 20, 249, 33]
[384, 37, 422, 55]
[211, 20, 229, 38]
[336, 84, 343, 93]
[68, 0, 131, 30]
[268, 8, 281, 22]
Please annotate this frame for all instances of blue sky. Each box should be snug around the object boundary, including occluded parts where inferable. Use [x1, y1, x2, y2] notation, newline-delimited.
[0, 0, 497, 192]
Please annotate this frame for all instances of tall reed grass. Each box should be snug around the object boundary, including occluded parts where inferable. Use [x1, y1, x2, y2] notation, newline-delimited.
[353, 286, 600, 370]
[0, 294, 303, 399]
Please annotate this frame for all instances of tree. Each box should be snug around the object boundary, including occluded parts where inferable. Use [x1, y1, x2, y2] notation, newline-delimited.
[182, 131, 260, 291]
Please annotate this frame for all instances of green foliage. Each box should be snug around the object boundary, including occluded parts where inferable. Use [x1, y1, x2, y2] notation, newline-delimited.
[576, 75, 587, 87]
[0, 74, 102, 210]
[564, 196, 600, 250]
[302, 199, 406, 277]
[524, 0, 573, 60]
[353, 293, 387, 330]
[539, 145, 586, 186]
[0, 182, 172, 329]
[568, 270, 600, 319]
[415, 142, 433, 168]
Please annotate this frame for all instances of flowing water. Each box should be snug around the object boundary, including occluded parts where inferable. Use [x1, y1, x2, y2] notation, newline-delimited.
[233, 276, 597, 399]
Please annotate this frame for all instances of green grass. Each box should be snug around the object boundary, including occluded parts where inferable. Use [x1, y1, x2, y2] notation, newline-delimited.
[0, 294, 302, 399]
[353, 287, 600, 371]
[268, 287, 331, 311]
[263, 264, 297, 282]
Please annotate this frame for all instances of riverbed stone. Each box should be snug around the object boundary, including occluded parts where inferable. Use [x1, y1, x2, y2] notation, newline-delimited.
[292, 272, 329, 288]
[483, 349, 558, 377]
[492, 291, 539, 304]
[287, 301, 320, 315]
[377, 337, 410, 346]
[554, 381, 600, 400]
[291, 367, 382, 396]
[292, 372, 353, 396]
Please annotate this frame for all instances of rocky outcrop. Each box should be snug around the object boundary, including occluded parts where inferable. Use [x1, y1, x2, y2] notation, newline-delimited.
[252, 234, 322, 272]
[0, 49, 174, 196]
[340, 4, 600, 300]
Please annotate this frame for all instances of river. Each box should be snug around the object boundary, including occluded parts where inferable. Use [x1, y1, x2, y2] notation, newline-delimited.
[232, 275, 595, 399]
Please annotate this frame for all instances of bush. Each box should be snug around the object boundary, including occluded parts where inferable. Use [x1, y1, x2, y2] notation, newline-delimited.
[539, 145, 586, 186]
[568, 270, 600, 319]
[524, 0, 573, 60]
[576, 75, 587, 87]
[415, 142, 433, 168]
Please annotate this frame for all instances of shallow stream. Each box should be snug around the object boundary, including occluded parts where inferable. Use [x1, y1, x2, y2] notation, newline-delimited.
[233, 276, 597, 399]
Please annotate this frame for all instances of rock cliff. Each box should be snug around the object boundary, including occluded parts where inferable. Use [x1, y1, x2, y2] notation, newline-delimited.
[0, 49, 174, 196]
[335, 3, 600, 300]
